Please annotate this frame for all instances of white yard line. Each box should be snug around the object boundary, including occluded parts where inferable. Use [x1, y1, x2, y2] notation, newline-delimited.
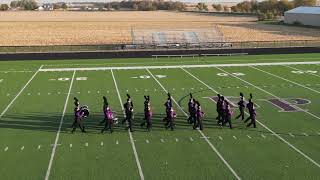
[251, 66, 320, 94]
[0, 65, 43, 119]
[216, 67, 320, 121]
[146, 68, 241, 180]
[199, 67, 320, 168]
[111, 69, 145, 180]
[45, 70, 76, 180]
[39, 61, 320, 72]
[284, 65, 320, 78]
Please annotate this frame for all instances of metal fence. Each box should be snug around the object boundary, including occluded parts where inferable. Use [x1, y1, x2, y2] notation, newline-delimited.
[0, 40, 320, 53]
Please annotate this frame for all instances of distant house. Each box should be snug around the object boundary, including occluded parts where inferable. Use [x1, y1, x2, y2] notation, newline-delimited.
[37, 6, 44, 11]
[284, 6, 320, 27]
[43, 4, 54, 11]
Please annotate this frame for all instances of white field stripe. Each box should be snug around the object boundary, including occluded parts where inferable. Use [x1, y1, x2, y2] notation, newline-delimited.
[111, 69, 145, 180]
[209, 67, 320, 168]
[0, 65, 43, 119]
[146, 68, 241, 180]
[45, 70, 76, 180]
[284, 65, 320, 78]
[39, 61, 320, 72]
[251, 66, 320, 94]
[216, 67, 320, 121]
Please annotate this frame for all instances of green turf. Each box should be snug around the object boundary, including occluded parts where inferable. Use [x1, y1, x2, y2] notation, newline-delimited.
[0, 53, 320, 180]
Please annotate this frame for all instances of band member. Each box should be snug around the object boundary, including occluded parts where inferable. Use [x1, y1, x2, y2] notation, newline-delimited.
[99, 96, 109, 125]
[166, 107, 176, 130]
[235, 92, 245, 120]
[216, 94, 224, 125]
[101, 97, 114, 133]
[141, 95, 152, 131]
[188, 93, 196, 124]
[163, 93, 173, 123]
[193, 100, 204, 130]
[71, 100, 89, 133]
[245, 94, 256, 128]
[223, 101, 233, 129]
[122, 94, 134, 132]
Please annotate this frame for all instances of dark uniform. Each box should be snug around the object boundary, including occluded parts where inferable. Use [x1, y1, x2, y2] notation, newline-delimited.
[123, 99, 134, 132]
[141, 96, 152, 131]
[236, 96, 245, 120]
[101, 106, 114, 133]
[222, 101, 232, 129]
[244, 99, 256, 128]
[188, 99, 196, 124]
[193, 101, 204, 130]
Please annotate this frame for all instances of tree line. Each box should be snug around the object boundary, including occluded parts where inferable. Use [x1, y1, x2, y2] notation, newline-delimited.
[230, 0, 317, 20]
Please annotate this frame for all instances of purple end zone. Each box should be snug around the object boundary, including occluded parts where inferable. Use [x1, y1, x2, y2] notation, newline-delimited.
[268, 99, 297, 112]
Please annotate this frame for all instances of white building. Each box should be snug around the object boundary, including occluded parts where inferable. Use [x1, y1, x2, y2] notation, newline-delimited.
[284, 6, 320, 27]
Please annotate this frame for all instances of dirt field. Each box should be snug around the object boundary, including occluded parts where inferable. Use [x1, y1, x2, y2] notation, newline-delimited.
[0, 11, 319, 46]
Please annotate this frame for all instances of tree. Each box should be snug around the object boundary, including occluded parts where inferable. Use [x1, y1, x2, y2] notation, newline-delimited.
[293, 0, 316, 7]
[223, 6, 229, 12]
[212, 4, 223, 11]
[61, 3, 67, 10]
[10, 1, 19, 8]
[277, 0, 294, 15]
[0, 4, 9, 11]
[196, 3, 208, 11]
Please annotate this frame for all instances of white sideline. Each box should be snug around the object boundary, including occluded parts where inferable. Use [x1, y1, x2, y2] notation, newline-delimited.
[0, 65, 43, 119]
[209, 67, 320, 168]
[284, 65, 320, 78]
[45, 70, 76, 180]
[146, 68, 241, 180]
[111, 69, 145, 180]
[251, 66, 320, 94]
[39, 61, 320, 72]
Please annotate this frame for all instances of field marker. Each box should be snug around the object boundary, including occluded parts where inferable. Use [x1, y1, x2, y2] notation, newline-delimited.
[88, 91, 91, 94]
[116, 140, 119, 145]
[0, 65, 43, 119]
[206, 67, 320, 168]
[21, 146, 24, 151]
[45, 70, 76, 180]
[247, 135, 252, 139]
[233, 136, 237, 140]
[160, 139, 165, 143]
[251, 66, 320, 94]
[85, 142, 89, 147]
[289, 133, 295, 137]
[97, 91, 100, 94]
[69, 144, 72, 148]
[4, 146, 8, 152]
[184, 67, 320, 168]
[147, 68, 241, 180]
[284, 65, 320, 78]
[302, 133, 309, 137]
[200, 136, 210, 139]
[39, 61, 320, 72]
[38, 145, 41, 150]
[146, 140, 150, 144]
[111, 69, 145, 180]
[189, 137, 194, 141]
[219, 136, 223, 141]
[175, 138, 179, 142]
[6, 93, 10, 96]
[261, 134, 266, 139]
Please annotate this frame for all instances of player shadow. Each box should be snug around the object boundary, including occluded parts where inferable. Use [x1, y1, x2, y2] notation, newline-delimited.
[0, 111, 310, 137]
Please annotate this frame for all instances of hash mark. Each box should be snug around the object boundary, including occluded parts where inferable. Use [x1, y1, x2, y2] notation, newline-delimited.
[247, 135, 252, 139]
[289, 133, 295, 137]
[85, 142, 88, 147]
[233, 136, 237, 140]
[175, 138, 179, 142]
[189, 137, 194, 141]
[146, 140, 149, 143]
[261, 134, 266, 139]
[160, 139, 164, 143]
[21, 146, 24, 151]
[219, 136, 223, 140]
[101, 142, 104, 146]
[116, 140, 119, 145]
[302, 133, 309, 137]
[4, 146, 8, 152]
[38, 145, 41, 150]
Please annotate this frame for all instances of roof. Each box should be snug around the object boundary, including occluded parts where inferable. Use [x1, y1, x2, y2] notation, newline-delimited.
[285, 6, 320, 15]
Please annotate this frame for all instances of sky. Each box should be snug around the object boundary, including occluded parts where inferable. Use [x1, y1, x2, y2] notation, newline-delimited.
[0, 0, 242, 4]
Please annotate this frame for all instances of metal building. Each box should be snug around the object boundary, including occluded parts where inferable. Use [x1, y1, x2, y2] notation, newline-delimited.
[284, 6, 320, 27]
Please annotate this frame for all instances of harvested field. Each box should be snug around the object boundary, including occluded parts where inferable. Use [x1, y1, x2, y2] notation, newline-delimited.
[0, 11, 319, 46]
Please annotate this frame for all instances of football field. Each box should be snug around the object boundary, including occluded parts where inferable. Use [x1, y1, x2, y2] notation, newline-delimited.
[0, 53, 320, 180]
